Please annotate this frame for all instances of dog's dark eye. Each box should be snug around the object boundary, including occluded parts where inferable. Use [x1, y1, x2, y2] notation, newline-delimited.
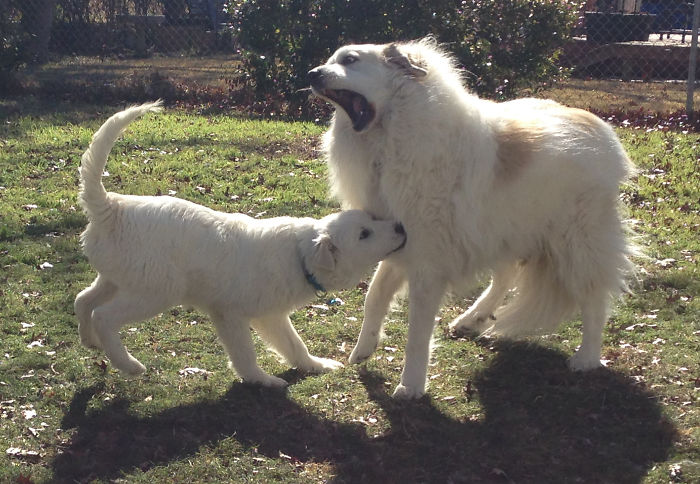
[359, 228, 372, 240]
[340, 54, 358, 66]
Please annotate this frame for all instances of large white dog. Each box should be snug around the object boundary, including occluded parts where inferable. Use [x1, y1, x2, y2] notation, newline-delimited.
[309, 39, 636, 399]
[74, 102, 406, 387]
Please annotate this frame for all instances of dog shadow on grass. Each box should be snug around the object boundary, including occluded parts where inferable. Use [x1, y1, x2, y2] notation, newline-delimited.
[52, 342, 676, 483]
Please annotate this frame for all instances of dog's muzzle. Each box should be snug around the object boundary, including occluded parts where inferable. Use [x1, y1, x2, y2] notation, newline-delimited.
[307, 68, 375, 132]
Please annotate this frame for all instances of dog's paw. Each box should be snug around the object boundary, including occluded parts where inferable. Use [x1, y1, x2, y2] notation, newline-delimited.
[79, 334, 102, 349]
[568, 352, 604, 371]
[119, 359, 147, 376]
[348, 344, 376, 364]
[301, 356, 344, 374]
[448, 312, 491, 337]
[78, 323, 102, 349]
[392, 383, 426, 400]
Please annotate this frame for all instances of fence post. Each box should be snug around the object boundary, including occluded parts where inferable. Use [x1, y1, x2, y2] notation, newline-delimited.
[687, 1, 700, 119]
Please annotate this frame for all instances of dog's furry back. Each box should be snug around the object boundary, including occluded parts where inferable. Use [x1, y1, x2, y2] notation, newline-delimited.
[79, 101, 163, 224]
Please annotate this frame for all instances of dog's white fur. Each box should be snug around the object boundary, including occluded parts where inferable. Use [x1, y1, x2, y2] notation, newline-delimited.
[74, 102, 406, 387]
[310, 39, 636, 398]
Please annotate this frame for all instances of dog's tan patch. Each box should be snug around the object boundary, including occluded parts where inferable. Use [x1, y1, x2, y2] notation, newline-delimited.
[494, 118, 544, 182]
[495, 106, 603, 182]
[559, 106, 603, 134]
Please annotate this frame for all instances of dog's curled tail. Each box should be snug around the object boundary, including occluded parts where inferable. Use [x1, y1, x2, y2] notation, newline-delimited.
[78, 101, 163, 222]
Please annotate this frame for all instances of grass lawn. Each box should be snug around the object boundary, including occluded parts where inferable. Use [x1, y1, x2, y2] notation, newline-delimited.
[0, 100, 698, 483]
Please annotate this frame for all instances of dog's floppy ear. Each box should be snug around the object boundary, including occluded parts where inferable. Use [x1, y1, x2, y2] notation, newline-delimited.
[311, 234, 337, 272]
[384, 44, 428, 78]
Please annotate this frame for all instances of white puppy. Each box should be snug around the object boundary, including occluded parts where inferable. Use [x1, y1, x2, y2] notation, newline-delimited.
[309, 39, 636, 398]
[74, 102, 406, 387]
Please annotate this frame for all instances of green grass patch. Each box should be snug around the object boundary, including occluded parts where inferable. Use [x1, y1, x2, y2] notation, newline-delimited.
[0, 103, 698, 483]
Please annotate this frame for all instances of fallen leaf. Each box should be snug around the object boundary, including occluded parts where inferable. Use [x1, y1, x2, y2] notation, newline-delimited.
[655, 258, 676, 268]
[178, 367, 212, 377]
[669, 463, 682, 479]
[6, 447, 40, 461]
[491, 468, 508, 478]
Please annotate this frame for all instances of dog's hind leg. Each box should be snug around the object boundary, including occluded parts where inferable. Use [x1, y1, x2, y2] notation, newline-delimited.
[349, 260, 406, 364]
[252, 315, 343, 373]
[393, 273, 447, 399]
[91, 290, 170, 375]
[75, 274, 117, 349]
[449, 262, 519, 336]
[212, 314, 288, 388]
[569, 289, 610, 371]
[562, 203, 632, 370]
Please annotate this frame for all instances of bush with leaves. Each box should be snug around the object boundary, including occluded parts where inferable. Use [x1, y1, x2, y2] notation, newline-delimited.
[229, 0, 583, 115]
[0, 1, 30, 92]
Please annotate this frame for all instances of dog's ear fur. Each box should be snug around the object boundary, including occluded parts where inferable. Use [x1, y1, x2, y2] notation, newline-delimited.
[311, 234, 337, 271]
[384, 44, 428, 78]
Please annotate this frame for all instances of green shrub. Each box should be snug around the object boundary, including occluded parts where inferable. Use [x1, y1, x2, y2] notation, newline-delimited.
[229, 0, 583, 114]
[0, 1, 29, 91]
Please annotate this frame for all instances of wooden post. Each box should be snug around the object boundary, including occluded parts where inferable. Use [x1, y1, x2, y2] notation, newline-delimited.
[687, 0, 700, 119]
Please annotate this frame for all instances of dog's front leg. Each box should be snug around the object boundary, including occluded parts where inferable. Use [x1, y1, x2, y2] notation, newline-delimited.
[212, 314, 288, 388]
[349, 260, 406, 364]
[393, 273, 446, 399]
[252, 315, 343, 373]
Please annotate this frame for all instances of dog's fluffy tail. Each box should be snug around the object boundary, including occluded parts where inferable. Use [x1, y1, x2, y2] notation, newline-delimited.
[485, 256, 577, 337]
[78, 101, 162, 222]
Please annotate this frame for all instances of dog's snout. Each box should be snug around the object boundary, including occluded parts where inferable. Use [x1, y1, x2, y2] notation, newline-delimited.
[394, 223, 406, 235]
[308, 68, 323, 86]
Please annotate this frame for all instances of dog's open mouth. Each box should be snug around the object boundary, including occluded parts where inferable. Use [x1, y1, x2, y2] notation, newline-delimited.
[319, 89, 375, 131]
[389, 235, 407, 255]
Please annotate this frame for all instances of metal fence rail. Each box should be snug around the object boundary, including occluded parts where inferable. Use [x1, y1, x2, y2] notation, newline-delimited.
[3, 0, 699, 114]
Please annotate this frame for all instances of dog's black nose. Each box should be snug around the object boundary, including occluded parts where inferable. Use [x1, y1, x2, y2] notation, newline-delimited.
[394, 223, 405, 235]
[308, 68, 323, 86]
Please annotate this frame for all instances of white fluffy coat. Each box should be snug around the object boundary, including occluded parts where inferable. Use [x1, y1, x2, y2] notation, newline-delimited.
[75, 102, 406, 387]
[309, 39, 636, 398]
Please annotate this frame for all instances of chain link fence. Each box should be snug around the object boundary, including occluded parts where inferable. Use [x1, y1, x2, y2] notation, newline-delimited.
[2, 0, 699, 114]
